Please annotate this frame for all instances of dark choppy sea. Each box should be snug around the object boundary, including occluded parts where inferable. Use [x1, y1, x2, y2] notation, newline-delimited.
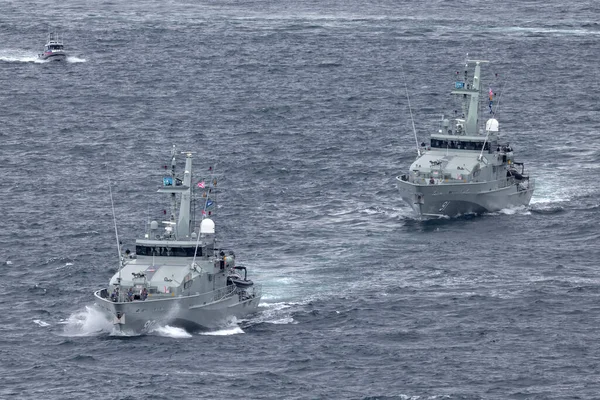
[1, 1, 600, 399]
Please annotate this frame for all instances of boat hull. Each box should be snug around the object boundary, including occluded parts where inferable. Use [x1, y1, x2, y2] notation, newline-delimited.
[397, 177, 535, 218]
[39, 53, 67, 61]
[94, 289, 261, 333]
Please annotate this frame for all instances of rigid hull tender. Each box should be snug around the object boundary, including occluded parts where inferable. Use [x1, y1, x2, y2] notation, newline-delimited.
[397, 60, 535, 218]
[39, 33, 67, 61]
[94, 146, 261, 332]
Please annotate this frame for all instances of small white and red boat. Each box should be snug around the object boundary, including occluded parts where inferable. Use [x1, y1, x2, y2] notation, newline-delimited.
[38, 32, 67, 61]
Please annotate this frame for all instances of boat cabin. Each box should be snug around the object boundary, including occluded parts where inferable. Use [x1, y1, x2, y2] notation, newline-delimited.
[45, 43, 64, 51]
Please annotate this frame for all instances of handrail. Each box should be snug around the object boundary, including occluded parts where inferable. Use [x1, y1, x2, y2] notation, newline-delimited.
[212, 285, 236, 302]
[95, 284, 237, 304]
[397, 175, 520, 188]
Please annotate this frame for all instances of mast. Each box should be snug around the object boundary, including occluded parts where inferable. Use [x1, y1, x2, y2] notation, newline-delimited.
[450, 60, 488, 136]
[465, 61, 481, 134]
[156, 146, 193, 240]
[176, 152, 193, 238]
[169, 145, 177, 227]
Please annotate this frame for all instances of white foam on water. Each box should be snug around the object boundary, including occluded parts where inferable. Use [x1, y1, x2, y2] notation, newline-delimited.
[247, 301, 299, 325]
[495, 206, 531, 216]
[33, 319, 50, 327]
[530, 186, 571, 205]
[107, 327, 140, 337]
[0, 49, 86, 63]
[260, 301, 294, 311]
[496, 208, 516, 215]
[266, 316, 295, 325]
[150, 325, 192, 339]
[0, 49, 46, 63]
[61, 305, 114, 336]
[259, 276, 304, 302]
[66, 56, 86, 63]
[529, 166, 584, 205]
[199, 326, 245, 336]
[259, 307, 295, 324]
[6, 260, 13, 265]
[497, 26, 600, 37]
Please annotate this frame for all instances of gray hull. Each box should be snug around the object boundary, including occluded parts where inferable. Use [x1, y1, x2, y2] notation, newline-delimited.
[397, 177, 535, 218]
[94, 288, 261, 333]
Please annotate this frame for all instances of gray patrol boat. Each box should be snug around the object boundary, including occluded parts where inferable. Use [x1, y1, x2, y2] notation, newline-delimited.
[94, 146, 261, 333]
[397, 60, 535, 218]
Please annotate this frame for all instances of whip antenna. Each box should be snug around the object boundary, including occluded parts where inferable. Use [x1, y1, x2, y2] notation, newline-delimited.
[106, 166, 123, 298]
[400, 64, 421, 156]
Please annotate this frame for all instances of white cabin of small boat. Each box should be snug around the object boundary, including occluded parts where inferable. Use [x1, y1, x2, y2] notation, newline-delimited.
[45, 42, 64, 52]
[40, 33, 66, 59]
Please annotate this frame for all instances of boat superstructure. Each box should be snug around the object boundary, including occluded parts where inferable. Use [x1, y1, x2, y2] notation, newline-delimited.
[38, 32, 67, 61]
[396, 60, 535, 218]
[94, 145, 261, 333]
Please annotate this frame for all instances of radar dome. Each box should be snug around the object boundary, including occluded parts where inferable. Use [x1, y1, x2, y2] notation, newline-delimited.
[200, 218, 215, 234]
[150, 220, 158, 230]
[485, 118, 499, 132]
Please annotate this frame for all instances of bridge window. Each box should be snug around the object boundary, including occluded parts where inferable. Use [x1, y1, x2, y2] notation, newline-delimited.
[431, 139, 490, 151]
[135, 246, 202, 257]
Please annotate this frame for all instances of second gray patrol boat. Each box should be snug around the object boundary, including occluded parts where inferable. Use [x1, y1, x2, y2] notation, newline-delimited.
[94, 145, 261, 333]
[397, 60, 535, 218]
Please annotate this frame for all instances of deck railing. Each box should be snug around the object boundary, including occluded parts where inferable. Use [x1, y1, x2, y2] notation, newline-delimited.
[97, 282, 261, 305]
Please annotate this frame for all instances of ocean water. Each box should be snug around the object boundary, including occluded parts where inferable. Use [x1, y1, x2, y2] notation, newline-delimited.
[1, 0, 599, 399]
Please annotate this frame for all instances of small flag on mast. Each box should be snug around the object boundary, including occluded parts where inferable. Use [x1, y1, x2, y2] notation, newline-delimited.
[197, 181, 205, 188]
